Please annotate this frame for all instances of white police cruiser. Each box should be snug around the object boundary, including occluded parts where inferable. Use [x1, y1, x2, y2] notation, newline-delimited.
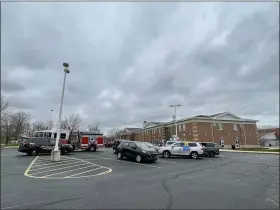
[158, 141, 204, 159]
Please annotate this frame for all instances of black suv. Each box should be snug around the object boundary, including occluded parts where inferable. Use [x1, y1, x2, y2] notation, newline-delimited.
[199, 142, 220, 157]
[18, 137, 73, 156]
[116, 141, 158, 163]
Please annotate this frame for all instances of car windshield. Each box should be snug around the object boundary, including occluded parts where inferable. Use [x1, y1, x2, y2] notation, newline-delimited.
[134, 142, 150, 148]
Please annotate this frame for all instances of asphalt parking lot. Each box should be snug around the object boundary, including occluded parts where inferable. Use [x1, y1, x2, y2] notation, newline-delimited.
[1, 148, 279, 209]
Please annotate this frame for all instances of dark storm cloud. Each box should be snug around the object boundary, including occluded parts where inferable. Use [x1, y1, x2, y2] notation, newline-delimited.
[1, 2, 279, 131]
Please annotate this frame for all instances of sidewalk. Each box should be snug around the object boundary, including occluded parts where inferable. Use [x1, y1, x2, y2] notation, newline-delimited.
[220, 149, 279, 155]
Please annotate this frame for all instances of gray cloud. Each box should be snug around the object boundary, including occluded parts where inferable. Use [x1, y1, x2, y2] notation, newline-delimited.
[1, 2, 279, 132]
[1, 80, 25, 93]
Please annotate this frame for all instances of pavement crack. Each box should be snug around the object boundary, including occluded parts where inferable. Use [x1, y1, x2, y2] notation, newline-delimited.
[160, 160, 235, 209]
[23, 197, 82, 209]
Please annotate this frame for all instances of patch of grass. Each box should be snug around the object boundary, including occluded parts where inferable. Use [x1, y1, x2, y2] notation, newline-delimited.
[237, 148, 280, 152]
[1, 143, 19, 147]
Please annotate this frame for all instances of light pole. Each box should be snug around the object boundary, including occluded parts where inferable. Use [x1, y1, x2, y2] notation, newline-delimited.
[207, 115, 215, 143]
[169, 104, 181, 138]
[51, 63, 70, 162]
[242, 118, 248, 148]
[49, 109, 54, 129]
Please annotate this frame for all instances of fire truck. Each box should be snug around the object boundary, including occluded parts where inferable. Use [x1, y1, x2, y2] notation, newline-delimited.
[68, 131, 104, 152]
[33, 129, 104, 152]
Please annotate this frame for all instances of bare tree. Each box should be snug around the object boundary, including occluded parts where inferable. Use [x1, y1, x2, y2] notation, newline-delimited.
[60, 117, 69, 130]
[11, 112, 32, 139]
[60, 113, 82, 131]
[107, 128, 119, 140]
[68, 113, 82, 131]
[1, 96, 9, 114]
[1, 112, 14, 145]
[88, 122, 100, 133]
[32, 121, 49, 132]
[23, 122, 33, 136]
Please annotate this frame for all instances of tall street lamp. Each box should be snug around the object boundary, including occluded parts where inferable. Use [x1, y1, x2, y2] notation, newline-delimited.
[49, 109, 54, 129]
[51, 63, 70, 162]
[242, 118, 248, 148]
[169, 104, 181, 138]
[207, 115, 215, 143]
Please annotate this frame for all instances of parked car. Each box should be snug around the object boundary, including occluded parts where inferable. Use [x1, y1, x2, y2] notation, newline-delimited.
[199, 142, 220, 157]
[158, 142, 204, 159]
[17, 137, 73, 156]
[116, 141, 158, 163]
[142, 142, 160, 153]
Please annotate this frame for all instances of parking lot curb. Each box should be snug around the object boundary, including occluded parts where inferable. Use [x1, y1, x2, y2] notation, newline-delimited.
[220, 150, 279, 155]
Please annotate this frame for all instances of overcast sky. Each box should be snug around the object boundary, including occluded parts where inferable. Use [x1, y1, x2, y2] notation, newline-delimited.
[1, 2, 279, 133]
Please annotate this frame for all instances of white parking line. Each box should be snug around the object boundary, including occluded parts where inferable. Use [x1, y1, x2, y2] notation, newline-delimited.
[65, 167, 103, 178]
[30, 162, 97, 175]
[30, 161, 85, 171]
[42, 164, 105, 178]
[31, 160, 78, 168]
[24, 156, 112, 179]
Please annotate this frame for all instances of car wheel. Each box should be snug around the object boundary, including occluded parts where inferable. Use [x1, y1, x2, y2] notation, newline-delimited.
[190, 152, 198, 159]
[89, 145, 95, 152]
[209, 151, 215, 158]
[162, 151, 171, 158]
[136, 154, 142, 163]
[117, 152, 123, 160]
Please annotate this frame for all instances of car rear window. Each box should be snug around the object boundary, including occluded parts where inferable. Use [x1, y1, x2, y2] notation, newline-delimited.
[188, 143, 197, 147]
[206, 143, 215, 147]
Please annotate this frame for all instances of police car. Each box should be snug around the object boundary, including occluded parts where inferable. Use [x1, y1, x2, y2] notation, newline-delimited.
[158, 141, 204, 159]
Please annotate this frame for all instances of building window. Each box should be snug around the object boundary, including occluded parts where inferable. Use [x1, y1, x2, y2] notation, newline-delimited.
[178, 125, 181, 131]
[182, 124, 186, 131]
[217, 123, 223, 130]
[233, 124, 238, 131]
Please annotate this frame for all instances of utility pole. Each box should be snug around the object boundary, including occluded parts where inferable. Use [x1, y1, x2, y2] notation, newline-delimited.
[169, 104, 181, 138]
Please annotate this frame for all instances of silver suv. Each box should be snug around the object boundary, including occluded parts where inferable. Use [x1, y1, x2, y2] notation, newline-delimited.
[158, 142, 204, 159]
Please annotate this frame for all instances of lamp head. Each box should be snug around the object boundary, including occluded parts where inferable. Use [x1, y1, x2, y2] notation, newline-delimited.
[64, 69, 70, 74]
[63, 63, 69, 68]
